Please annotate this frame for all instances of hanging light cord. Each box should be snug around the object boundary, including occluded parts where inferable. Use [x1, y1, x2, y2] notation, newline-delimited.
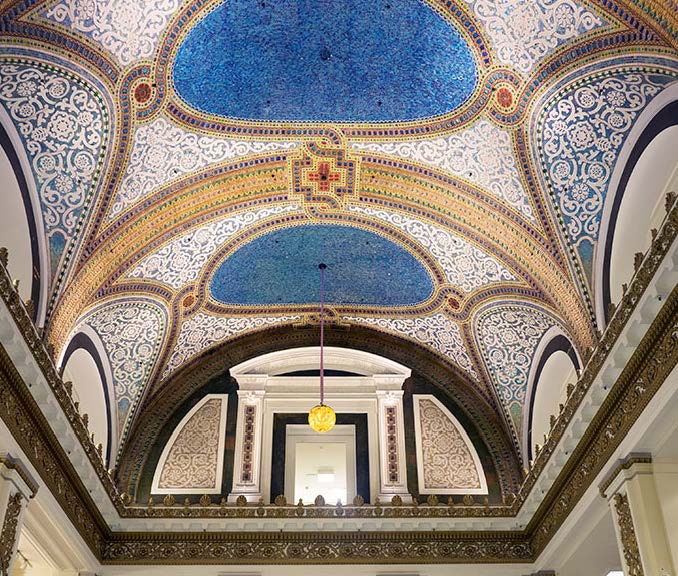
[319, 263, 327, 405]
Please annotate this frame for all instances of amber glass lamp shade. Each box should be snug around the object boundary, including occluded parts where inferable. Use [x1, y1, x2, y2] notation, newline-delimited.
[308, 403, 336, 433]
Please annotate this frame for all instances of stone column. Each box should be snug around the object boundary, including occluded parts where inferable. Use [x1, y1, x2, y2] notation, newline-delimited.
[375, 381, 412, 503]
[228, 388, 266, 503]
[0, 455, 37, 576]
[602, 456, 675, 576]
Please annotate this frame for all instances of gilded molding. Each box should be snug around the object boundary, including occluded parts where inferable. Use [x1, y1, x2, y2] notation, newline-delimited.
[614, 492, 644, 576]
[529, 277, 678, 554]
[102, 531, 532, 564]
[0, 345, 108, 554]
[0, 492, 23, 576]
[0, 258, 124, 510]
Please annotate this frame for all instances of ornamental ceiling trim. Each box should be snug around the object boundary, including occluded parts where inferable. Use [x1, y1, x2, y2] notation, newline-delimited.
[46, 152, 593, 360]
[0, 47, 117, 317]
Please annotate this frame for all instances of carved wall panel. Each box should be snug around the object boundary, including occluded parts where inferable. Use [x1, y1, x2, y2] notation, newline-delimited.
[413, 395, 488, 494]
[151, 395, 228, 494]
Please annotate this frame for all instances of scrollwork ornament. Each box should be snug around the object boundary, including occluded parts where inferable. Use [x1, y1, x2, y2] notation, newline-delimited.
[0, 492, 24, 575]
[613, 493, 644, 576]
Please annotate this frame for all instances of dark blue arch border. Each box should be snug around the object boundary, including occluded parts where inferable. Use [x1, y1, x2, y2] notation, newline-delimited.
[0, 121, 42, 321]
[61, 332, 114, 466]
[602, 100, 678, 323]
[526, 334, 580, 461]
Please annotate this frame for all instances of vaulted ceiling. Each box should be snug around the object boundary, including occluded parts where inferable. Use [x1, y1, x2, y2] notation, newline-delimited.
[1, 0, 676, 470]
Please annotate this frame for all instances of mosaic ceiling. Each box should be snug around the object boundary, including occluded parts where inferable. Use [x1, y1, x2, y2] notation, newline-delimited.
[0, 0, 676, 466]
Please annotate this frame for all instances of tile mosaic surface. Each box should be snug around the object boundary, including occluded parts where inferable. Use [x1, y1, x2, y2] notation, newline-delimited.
[416, 398, 483, 491]
[109, 116, 298, 221]
[156, 398, 224, 491]
[163, 313, 300, 379]
[348, 205, 517, 292]
[463, 0, 607, 73]
[76, 300, 166, 439]
[475, 305, 560, 436]
[533, 67, 677, 280]
[172, 0, 478, 121]
[127, 204, 301, 289]
[5, 0, 676, 462]
[209, 224, 435, 306]
[352, 119, 534, 220]
[345, 313, 478, 379]
[0, 58, 109, 280]
[41, 0, 183, 65]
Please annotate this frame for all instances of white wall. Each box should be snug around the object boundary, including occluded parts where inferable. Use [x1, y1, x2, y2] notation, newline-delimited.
[653, 416, 678, 566]
[0, 144, 33, 303]
[62, 348, 109, 459]
[531, 350, 577, 457]
[609, 126, 678, 306]
[557, 509, 622, 576]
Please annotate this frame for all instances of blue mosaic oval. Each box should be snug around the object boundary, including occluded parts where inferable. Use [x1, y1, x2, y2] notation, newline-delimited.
[173, 0, 478, 122]
[210, 224, 434, 305]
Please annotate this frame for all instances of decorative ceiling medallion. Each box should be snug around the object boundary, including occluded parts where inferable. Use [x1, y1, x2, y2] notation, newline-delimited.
[171, 0, 478, 122]
[133, 82, 152, 104]
[289, 142, 360, 215]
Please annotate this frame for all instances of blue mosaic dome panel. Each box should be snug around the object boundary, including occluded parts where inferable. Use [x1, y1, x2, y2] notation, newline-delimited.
[210, 224, 434, 305]
[172, 0, 478, 122]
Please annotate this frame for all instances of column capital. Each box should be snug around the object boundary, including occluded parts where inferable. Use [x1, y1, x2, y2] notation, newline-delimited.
[599, 453, 653, 499]
[0, 455, 37, 500]
[373, 374, 408, 391]
[237, 388, 266, 403]
[375, 389, 404, 403]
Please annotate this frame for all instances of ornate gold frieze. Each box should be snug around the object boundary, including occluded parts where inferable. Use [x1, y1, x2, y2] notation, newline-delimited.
[0, 346, 107, 555]
[614, 492, 644, 576]
[123, 498, 509, 519]
[102, 531, 532, 564]
[529, 280, 678, 555]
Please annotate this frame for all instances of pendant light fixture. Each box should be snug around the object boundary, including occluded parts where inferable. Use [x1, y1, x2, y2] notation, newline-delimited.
[308, 263, 336, 433]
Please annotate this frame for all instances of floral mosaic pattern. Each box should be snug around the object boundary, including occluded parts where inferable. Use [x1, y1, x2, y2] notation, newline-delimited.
[0, 60, 108, 277]
[163, 312, 301, 379]
[352, 120, 534, 220]
[476, 305, 557, 433]
[348, 205, 516, 292]
[417, 398, 482, 490]
[535, 69, 676, 277]
[41, 0, 183, 65]
[344, 314, 477, 379]
[78, 301, 166, 436]
[464, 0, 606, 73]
[127, 204, 301, 289]
[108, 116, 298, 221]
[157, 398, 224, 491]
